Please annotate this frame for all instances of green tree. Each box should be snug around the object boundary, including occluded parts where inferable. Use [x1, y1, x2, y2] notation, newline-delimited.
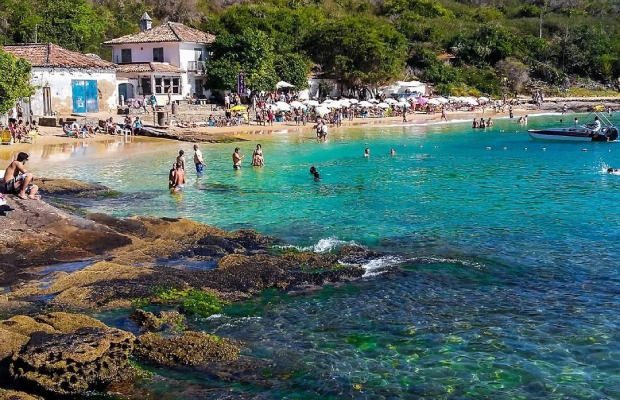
[305, 16, 407, 88]
[273, 53, 311, 90]
[0, 50, 35, 114]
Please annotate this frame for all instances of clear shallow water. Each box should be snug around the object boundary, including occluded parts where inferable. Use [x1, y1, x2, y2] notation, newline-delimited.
[13, 114, 620, 398]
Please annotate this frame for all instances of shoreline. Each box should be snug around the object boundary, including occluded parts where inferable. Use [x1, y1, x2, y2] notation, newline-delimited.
[1, 107, 567, 153]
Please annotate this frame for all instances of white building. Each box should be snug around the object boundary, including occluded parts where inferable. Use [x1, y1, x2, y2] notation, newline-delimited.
[103, 14, 215, 105]
[2, 43, 118, 116]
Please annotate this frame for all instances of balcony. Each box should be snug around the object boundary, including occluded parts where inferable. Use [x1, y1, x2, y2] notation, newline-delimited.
[187, 61, 207, 74]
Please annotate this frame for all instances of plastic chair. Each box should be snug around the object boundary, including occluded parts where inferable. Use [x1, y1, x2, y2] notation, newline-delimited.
[1, 130, 12, 145]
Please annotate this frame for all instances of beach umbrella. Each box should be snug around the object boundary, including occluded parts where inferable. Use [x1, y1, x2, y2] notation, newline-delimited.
[276, 101, 291, 111]
[315, 107, 330, 116]
[427, 99, 441, 105]
[418, 97, 428, 105]
[463, 97, 478, 105]
[303, 100, 320, 107]
[348, 99, 359, 104]
[290, 101, 306, 109]
[276, 81, 295, 89]
[478, 96, 490, 102]
[230, 105, 246, 112]
[385, 98, 398, 104]
[377, 102, 390, 109]
[436, 97, 449, 104]
[369, 98, 379, 103]
[398, 101, 409, 108]
[358, 101, 372, 108]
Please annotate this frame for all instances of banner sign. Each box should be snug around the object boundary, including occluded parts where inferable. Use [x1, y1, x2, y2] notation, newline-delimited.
[237, 72, 245, 94]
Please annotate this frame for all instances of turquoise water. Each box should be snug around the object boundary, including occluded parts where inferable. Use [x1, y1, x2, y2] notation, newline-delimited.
[24, 114, 620, 398]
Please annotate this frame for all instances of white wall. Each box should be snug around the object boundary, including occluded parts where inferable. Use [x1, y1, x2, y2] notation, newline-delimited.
[111, 43, 180, 66]
[29, 68, 118, 116]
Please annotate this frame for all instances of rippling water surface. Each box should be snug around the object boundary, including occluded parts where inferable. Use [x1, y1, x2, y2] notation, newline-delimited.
[9, 114, 620, 399]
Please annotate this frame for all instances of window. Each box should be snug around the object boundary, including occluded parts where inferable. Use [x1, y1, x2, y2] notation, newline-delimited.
[155, 77, 181, 94]
[139, 77, 152, 95]
[121, 49, 132, 63]
[194, 48, 204, 62]
[153, 47, 164, 62]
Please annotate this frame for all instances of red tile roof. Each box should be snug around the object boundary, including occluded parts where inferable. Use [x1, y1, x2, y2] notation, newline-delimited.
[2, 43, 115, 69]
[116, 62, 183, 73]
[103, 22, 215, 45]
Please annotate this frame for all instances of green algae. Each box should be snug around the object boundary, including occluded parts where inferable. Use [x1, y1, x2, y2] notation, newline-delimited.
[152, 287, 227, 318]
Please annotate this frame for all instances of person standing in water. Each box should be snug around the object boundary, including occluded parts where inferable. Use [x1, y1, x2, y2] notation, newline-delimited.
[251, 144, 264, 167]
[233, 147, 244, 170]
[172, 163, 186, 192]
[176, 150, 186, 171]
[168, 163, 177, 189]
[390, 148, 396, 156]
[364, 148, 370, 158]
[193, 144, 206, 175]
[440, 106, 447, 122]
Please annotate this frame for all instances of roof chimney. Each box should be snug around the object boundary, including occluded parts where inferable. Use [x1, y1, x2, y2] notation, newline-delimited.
[140, 12, 152, 31]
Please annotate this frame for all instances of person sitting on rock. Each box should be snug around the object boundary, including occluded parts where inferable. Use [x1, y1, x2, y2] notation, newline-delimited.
[2, 152, 40, 200]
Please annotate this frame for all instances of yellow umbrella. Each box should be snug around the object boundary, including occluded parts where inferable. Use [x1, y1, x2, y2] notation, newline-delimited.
[230, 105, 246, 112]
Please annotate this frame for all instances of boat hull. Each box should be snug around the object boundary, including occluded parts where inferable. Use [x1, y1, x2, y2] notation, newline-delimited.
[528, 128, 617, 142]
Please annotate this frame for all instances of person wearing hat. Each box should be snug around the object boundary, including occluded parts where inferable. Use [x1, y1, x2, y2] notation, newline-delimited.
[2, 152, 40, 200]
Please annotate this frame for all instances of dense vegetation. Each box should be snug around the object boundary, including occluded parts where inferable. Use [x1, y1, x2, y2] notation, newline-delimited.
[1, 0, 619, 96]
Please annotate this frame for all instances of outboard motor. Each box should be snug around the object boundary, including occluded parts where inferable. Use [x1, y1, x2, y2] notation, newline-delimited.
[608, 127, 619, 141]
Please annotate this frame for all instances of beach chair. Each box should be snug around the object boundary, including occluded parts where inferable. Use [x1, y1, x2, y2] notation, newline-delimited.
[22, 130, 38, 144]
[1, 129, 11, 145]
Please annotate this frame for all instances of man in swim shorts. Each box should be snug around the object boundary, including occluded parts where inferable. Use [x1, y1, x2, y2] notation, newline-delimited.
[172, 163, 186, 192]
[2, 152, 40, 200]
[232, 147, 244, 170]
[193, 144, 206, 175]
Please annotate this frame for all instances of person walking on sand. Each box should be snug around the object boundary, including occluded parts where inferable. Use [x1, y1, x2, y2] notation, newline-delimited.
[176, 150, 186, 171]
[233, 147, 244, 170]
[193, 144, 206, 175]
[2, 152, 40, 200]
[441, 106, 447, 122]
[172, 162, 186, 192]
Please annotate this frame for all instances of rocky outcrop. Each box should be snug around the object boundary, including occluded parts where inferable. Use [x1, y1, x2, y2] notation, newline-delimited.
[34, 312, 108, 333]
[130, 309, 185, 332]
[10, 327, 135, 395]
[36, 178, 119, 197]
[0, 195, 131, 286]
[134, 332, 239, 367]
[0, 389, 42, 400]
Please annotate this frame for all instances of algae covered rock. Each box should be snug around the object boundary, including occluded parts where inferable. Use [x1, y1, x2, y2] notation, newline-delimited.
[130, 309, 185, 332]
[0, 316, 58, 336]
[0, 389, 42, 400]
[34, 312, 108, 333]
[10, 327, 135, 395]
[134, 331, 240, 367]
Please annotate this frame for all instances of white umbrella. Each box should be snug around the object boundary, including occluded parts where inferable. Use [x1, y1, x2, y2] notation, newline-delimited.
[276, 101, 291, 111]
[315, 107, 331, 116]
[463, 97, 478, 105]
[377, 102, 390, 109]
[276, 81, 295, 89]
[326, 101, 342, 108]
[290, 101, 306, 109]
[303, 100, 320, 107]
[385, 98, 398, 104]
[368, 98, 379, 103]
[358, 101, 372, 108]
[348, 99, 359, 104]
[478, 96, 490, 102]
[436, 97, 449, 104]
[427, 99, 441, 105]
[397, 101, 409, 108]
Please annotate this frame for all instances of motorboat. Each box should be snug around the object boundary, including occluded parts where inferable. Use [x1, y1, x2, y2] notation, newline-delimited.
[528, 110, 618, 142]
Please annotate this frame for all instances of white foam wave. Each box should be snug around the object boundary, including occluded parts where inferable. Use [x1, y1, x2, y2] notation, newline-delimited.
[359, 256, 404, 277]
[409, 256, 486, 270]
[275, 237, 360, 253]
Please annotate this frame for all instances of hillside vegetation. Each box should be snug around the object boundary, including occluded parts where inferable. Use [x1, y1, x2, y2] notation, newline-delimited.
[0, 0, 619, 96]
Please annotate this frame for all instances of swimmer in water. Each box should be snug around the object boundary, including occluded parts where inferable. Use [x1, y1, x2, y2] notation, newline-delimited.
[313, 171, 320, 181]
[364, 148, 370, 158]
[607, 168, 620, 175]
[310, 166, 317, 175]
[172, 162, 185, 192]
[390, 148, 396, 156]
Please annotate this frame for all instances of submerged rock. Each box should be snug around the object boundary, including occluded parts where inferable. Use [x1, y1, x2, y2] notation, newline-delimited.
[134, 332, 240, 367]
[129, 309, 185, 332]
[10, 327, 135, 395]
[36, 178, 119, 197]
